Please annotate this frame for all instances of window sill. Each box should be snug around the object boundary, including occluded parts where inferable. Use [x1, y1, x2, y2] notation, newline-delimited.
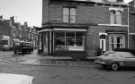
[98, 24, 128, 27]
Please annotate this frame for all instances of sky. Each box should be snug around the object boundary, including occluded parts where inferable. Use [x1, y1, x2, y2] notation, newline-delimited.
[0, 0, 42, 27]
[0, 0, 133, 27]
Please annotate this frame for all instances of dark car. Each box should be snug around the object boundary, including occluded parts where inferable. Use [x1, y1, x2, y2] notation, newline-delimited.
[14, 42, 33, 54]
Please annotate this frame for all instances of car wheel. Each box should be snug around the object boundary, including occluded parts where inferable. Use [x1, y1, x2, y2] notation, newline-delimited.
[111, 63, 119, 71]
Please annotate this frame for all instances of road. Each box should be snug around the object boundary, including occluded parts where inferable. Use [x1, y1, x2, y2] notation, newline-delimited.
[0, 51, 135, 84]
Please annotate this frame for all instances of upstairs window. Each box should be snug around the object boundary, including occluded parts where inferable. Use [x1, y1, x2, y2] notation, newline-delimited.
[134, 1, 135, 8]
[110, 8, 122, 24]
[116, 10, 122, 24]
[110, 10, 116, 24]
[63, 7, 76, 23]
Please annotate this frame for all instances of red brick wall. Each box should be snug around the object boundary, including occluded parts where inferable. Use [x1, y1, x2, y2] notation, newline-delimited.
[42, 1, 128, 25]
[129, 35, 135, 49]
[77, 6, 110, 24]
[122, 8, 128, 25]
[129, 7, 135, 33]
[42, 0, 49, 24]
[129, 1, 135, 49]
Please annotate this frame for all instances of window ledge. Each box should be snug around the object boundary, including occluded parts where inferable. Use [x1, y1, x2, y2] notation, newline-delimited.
[98, 24, 128, 27]
[129, 33, 135, 35]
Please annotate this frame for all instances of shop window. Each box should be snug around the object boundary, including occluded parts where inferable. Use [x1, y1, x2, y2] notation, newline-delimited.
[55, 32, 65, 50]
[55, 32, 85, 51]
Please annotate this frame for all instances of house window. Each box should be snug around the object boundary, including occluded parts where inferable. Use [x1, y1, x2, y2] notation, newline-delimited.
[55, 32, 85, 51]
[110, 10, 122, 24]
[63, 7, 76, 23]
[110, 10, 116, 24]
[116, 10, 122, 24]
[109, 34, 125, 50]
[134, 1, 135, 8]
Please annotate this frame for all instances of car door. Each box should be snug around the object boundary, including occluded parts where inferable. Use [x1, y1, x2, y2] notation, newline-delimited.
[124, 57, 135, 67]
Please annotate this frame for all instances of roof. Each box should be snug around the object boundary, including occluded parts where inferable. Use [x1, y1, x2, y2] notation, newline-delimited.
[0, 21, 12, 36]
[51, 0, 128, 5]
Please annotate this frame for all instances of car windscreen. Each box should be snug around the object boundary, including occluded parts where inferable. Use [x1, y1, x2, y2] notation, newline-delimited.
[0, 40, 8, 45]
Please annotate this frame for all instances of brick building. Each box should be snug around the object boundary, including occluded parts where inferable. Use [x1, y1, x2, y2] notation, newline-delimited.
[0, 16, 13, 49]
[38, 0, 129, 57]
[129, 0, 135, 49]
[29, 26, 38, 49]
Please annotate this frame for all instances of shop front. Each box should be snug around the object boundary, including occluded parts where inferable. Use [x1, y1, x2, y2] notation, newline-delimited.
[38, 26, 88, 57]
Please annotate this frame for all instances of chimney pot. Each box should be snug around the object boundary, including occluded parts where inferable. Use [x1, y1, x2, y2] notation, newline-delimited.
[0, 16, 3, 21]
[10, 16, 14, 23]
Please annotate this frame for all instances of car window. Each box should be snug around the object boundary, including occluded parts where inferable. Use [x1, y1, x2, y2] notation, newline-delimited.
[103, 51, 115, 56]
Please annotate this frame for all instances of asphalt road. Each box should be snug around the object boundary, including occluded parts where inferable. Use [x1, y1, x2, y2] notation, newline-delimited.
[0, 51, 135, 84]
[0, 62, 135, 84]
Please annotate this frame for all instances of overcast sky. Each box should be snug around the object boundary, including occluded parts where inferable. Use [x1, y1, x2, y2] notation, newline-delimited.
[0, 0, 42, 27]
[0, 0, 132, 27]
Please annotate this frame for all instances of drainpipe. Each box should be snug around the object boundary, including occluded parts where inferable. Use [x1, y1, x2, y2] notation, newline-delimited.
[128, 4, 130, 48]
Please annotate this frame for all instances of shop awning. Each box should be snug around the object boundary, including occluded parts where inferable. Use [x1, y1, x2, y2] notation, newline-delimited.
[53, 28, 87, 32]
[39, 28, 87, 32]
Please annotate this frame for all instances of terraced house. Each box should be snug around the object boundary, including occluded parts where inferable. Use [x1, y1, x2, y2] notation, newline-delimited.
[0, 16, 38, 50]
[129, 0, 135, 49]
[38, 0, 129, 57]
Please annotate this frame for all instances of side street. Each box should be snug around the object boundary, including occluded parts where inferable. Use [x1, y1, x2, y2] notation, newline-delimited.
[0, 50, 94, 66]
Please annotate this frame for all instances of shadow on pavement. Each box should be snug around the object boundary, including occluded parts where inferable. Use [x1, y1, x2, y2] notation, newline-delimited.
[95, 65, 135, 72]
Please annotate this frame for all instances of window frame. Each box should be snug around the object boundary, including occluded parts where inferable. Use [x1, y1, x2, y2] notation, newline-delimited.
[109, 34, 125, 50]
[109, 8, 123, 25]
[63, 7, 76, 23]
[55, 32, 85, 51]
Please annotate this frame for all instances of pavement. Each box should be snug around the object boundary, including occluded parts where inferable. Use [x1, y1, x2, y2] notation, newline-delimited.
[0, 50, 97, 66]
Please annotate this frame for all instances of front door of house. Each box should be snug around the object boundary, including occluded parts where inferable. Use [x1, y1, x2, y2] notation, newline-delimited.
[99, 33, 107, 52]
[100, 39, 106, 51]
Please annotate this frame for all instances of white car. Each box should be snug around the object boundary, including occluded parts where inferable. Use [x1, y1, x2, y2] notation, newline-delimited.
[95, 49, 135, 71]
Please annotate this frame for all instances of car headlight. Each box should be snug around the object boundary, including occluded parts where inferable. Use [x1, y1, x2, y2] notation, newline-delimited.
[95, 59, 106, 64]
[4, 45, 8, 47]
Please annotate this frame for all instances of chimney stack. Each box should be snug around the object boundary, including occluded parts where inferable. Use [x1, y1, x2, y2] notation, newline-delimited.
[24, 22, 28, 27]
[0, 16, 3, 21]
[117, 0, 123, 2]
[10, 16, 15, 24]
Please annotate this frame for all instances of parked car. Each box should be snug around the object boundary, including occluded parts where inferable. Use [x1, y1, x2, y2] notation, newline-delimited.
[94, 48, 135, 71]
[0, 39, 11, 51]
[14, 42, 33, 54]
